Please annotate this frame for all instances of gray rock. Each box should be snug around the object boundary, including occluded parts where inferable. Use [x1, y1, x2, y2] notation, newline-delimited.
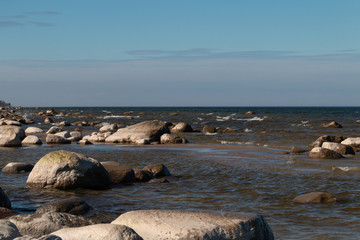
[309, 147, 344, 159]
[46, 126, 64, 135]
[105, 120, 170, 145]
[78, 139, 92, 145]
[35, 197, 91, 216]
[160, 133, 187, 144]
[99, 124, 118, 133]
[170, 122, 193, 132]
[54, 131, 71, 139]
[335, 144, 355, 155]
[9, 212, 96, 237]
[111, 210, 274, 240]
[101, 162, 136, 184]
[22, 135, 42, 145]
[0, 220, 21, 240]
[50, 224, 143, 240]
[143, 164, 171, 178]
[69, 131, 82, 141]
[44, 117, 54, 125]
[46, 134, 71, 144]
[25, 127, 44, 135]
[54, 121, 71, 127]
[2, 162, 34, 174]
[341, 137, 360, 148]
[0, 188, 11, 209]
[4, 120, 21, 126]
[0, 126, 25, 147]
[26, 150, 111, 190]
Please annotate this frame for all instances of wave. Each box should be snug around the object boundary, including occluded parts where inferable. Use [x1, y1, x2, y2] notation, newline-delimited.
[220, 140, 254, 145]
[216, 115, 232, 121]
[235, 116, 266, 122]
[205, 132, 217, 136]
[332, 166, 360, 172]
[102, 115, 139, 119]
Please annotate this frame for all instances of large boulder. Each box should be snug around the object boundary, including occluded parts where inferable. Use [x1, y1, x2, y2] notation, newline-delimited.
[2, 163, 33, 173]
[25, 127, 44, 135]
[111, 210, 274, 240]
[22, 135, 42, 145]
[0, 220, 21, 239]
[309, 147, 344, 159]
[26, 150, 111, 190]
[0, 126, 25, 147]
[50, 224, 143, 240]
[341, 137, 360, 148]
[105, 120, 170, 145]
[101, 162, 136, 184]
[170, 122, 193, 133]
[293, 192, 336, 203]
[0, 188, 11, 209]
[35, 197, 91, 216]
[8, 212, 96, 237]
[45, 134, 71, 144]
[310, 135, 345, 148]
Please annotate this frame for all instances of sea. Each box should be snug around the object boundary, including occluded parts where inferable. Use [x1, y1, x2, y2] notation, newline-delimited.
[1, 106, 360, 239]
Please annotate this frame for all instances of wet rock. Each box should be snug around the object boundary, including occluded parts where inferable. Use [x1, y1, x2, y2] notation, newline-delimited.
[72, 121, 89, 127]
[2, 163, 34, 173]
[321, 121, 342, 128]
[25, 127, 43, 135]
[0, 187, 11, 209]
[101, 162, 136, 184]
[143, 164, 171, 178]
[0, 126, 25, 147]
[148, 178, 169, 184]
[0, 207, 18, 219]
[111, 210, 274, 240]
[45, 109, 57, 116]
[160, 133, 187, 144]
[105, 120, 170, 145]
[4, 120, 21, 126]
[341, 137, 360, 148]
[169, 112, 179, 116]
[78, 139, 92, 145]
[310, 135, 346, 148]
[202, 125, 216, 133]
[26, 150, 111, 190]
[25, 119, 35, 125]
[99, 124, 118, 133]
[35, 197, 91, 216]
[335, 144, 355, 155]
[50, 224, 143, 240]
[321, 142, 339, 151]
[134, 169, 152, 182]
[22, 135, 42, 145]
[245, 111, 255, 115]
[69, 131, 82, 141]
[44, 117, 54, 125]
[290, 146, 307, 154]
[54, 121, 71, 127]
[309, 147, 344, 159]
[83, 132, 109, 143]
[9, 212, 96, 238]
[223, 128, 237, 133]
[0, 220, 21, 239]
[45, 134, 71, 144]
[170, 122, 193, 132]
[46, 126, 64, 135]
[54, 131, 71, 139]
[293, 192, 336, 203]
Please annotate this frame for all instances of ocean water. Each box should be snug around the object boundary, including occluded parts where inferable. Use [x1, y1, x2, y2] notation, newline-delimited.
[1, 107, 360, 239]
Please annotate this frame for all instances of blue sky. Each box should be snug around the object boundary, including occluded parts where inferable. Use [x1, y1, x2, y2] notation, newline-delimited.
[1, 0, 359, 106]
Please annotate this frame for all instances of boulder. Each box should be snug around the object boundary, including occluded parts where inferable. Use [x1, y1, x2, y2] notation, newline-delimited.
[2, 163, 34, 173]
[50, 224, 143, 240]
[160, 134, 187, 144]
[69, 131, 82, 141]
[105, 120, 170, 145]
[202, 125, 216, 133]
[309, 147, 344, 159]
[54, 131, 71, 139]
[101, 162, 136, 184]
[46, 134, 71, 144]
[44, 117, 54, 125]
[310, 135, 346, 148]
[0, 126, 25, 147]
[134, 169, 152, 182]
[143, 164, 171, 178]
[25, 127, 43, 135]
[99, 124, 118, 133]
[341, 137, 360, 148]
[0, 207, 18, 219]
[0, 220, 21, 239]
[9, 212, 96, 237]
[78, 139, 92, 145]
[54, 121, 71, 127]
[290, 146, 307, 154]
[293, 192, 336, 203]
[26, 150, 111, 190]
[35, 197, 91, 216]
[335, 144, 355, 155]
[83, 133, 109, 143]
[0, 187, 11, 209]
[46, 126, 65, 135]
[170, 122, 193, 133]
[321, 142, 339, 151]
[321, 121, 342, 128]
[111, 210, 274, 240]
[22, 135, 42, 145]
[4, 120, 21, 126]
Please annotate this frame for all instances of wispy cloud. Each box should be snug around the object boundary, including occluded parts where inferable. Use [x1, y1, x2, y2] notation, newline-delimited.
[0, 11, 58, 28]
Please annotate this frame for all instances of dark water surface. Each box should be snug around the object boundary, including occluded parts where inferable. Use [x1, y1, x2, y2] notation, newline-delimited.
[1, 107, 360, 239]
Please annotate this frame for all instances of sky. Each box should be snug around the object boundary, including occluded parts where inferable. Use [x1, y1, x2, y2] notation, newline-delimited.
[0, 0, 359, 107]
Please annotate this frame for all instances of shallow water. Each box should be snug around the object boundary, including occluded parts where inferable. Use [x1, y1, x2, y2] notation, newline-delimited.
[1, 107, 360, 239]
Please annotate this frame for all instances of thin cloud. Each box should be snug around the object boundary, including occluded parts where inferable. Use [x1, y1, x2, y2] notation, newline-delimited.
[0, 21, 23, 27]
[127, 48, 214, 56]
[0, 11, 58, 28]
[28, 21, 54, 27]
[25, 11, 59, 15]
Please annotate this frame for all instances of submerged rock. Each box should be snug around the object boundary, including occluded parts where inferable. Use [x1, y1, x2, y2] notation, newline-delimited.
[2, 162, 34, 173]
[309, 147, 344, 159]
[293, 192, 336, 203]
[9, 212, 96, 237]
[26, 150, 111, 190]
[35, 197, 91, 216]
[290, 146, 307, 154]
[143, 164, 171, 178]
[0, 187, 11, 209]
[134, 169, 153, 182]
[50, 224, 143, 240]
[202, 125, 216, 133]
[101, 162, 136, 184]
[321, 121, 343, 128]
[111, 210, 274, 240]
[105, 120, 170, 145]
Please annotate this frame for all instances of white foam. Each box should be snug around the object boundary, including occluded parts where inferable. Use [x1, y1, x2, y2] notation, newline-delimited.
[220, 140, 254, 145]
[332, 166, 360, 172]
[244, 128, 252, 133]
[235, 116, 265, 122]
[205, 132, 217, 136]
[102, 115, 139, 119]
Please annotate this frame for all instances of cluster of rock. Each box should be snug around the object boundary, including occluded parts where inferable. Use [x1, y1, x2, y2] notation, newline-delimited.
[308, 135, 357, 159]
[0, 150, 274, 239]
